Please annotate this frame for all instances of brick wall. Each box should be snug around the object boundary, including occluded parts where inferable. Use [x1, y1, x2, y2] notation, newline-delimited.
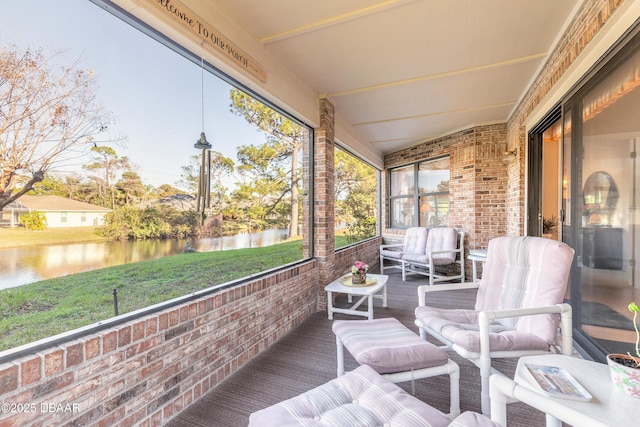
[505, 0, 626, 234]
[383, 123, 508, 277]
[333, 238, 382, 277]
[314, 98, 382, 311]
[315, 98, 336, 294]
[0, 262, 318, 426]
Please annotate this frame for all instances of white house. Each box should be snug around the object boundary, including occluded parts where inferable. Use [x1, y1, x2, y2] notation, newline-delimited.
[1, 195, 111, 228]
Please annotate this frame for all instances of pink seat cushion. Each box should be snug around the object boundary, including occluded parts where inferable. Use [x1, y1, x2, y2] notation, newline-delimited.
[332, 318, 448, 374]
[414, 306, 550, 353]
[248, 364, 452, 427]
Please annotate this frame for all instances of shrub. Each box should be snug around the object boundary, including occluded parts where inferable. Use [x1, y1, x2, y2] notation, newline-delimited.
[19, 211, 47, 230]
[97, 206, 200, 240]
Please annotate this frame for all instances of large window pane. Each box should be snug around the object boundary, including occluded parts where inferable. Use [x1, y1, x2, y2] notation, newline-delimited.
[419, 195, 449, 227]
[334, 147, 379, 248]
[0, 0, 311, 351]
[574, 45, 640, 357]
[389, 157, 449, 228]
[418, 158, 450, 193]
[391, 198, 414, 227]
[390, 165, 415, 196]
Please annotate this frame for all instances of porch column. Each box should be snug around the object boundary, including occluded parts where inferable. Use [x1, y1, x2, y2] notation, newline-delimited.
[315, 98, 335, 311]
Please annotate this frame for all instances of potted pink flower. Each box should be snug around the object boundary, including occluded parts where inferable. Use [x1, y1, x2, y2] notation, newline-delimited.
[607, 302, 640, 398]
[351, 260, 369, 285]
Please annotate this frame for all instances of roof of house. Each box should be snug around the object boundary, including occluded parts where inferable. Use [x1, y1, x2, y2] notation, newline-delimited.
[17, 195, 112, 212]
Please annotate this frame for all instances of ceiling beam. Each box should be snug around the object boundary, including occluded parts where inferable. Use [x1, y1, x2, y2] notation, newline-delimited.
[352, 101, 517, 126]
[329, 53, 548, 98]
[260, 0, 417, 44]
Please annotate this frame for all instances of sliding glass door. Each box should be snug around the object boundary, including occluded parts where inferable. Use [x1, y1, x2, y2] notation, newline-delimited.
[563, 28, 640, 361]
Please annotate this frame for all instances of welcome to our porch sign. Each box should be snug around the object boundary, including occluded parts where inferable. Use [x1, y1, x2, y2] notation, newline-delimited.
[148, 0, 267, 83]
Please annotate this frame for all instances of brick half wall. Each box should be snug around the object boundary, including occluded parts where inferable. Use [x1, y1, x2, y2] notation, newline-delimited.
[0, 261, 318, 426]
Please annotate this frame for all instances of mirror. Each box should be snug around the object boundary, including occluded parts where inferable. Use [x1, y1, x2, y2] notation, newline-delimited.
[583, 171, 618, 226]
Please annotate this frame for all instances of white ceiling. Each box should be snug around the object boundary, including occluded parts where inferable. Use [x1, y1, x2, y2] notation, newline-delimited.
[194, 0, 581, 154]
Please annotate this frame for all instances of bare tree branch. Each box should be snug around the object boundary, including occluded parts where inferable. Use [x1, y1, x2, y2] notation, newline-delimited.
[0, 44, 116, 209]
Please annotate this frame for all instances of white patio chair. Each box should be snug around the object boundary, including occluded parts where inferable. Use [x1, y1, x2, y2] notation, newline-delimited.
[415, 236, 575, 415]
[379, 227, 428, 274]
[402, 227, 465, 285]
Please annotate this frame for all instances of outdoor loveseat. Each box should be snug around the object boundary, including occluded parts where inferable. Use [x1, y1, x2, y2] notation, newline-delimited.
[380, 226, 465, 286]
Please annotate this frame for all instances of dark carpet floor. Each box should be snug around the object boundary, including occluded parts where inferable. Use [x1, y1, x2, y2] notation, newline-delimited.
[166, 269, 552, 426]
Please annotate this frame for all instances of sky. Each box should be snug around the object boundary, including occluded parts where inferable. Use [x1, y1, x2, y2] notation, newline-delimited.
[0, 0, 267, 189]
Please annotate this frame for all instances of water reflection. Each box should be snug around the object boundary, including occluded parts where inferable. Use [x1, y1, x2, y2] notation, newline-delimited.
[0, 228, 289, 289]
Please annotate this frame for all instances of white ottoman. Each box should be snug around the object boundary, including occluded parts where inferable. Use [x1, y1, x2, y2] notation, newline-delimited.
[332, 317, 460, 417]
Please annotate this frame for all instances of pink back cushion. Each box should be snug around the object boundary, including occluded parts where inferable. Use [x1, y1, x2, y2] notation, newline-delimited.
[402, 227, 429, 254]
[425, 227, 458, 263]
[475, 236, 574, 343]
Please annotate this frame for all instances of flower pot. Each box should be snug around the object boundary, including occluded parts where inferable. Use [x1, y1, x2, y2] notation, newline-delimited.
[607, 353, 640, 398]
[352, 273, 366, 285]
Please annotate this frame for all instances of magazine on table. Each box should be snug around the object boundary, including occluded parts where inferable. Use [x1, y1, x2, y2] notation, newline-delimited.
[523, 364, 592, 401]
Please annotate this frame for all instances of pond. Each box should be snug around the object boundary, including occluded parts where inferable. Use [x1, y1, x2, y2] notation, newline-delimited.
[0, 228, 290, 290]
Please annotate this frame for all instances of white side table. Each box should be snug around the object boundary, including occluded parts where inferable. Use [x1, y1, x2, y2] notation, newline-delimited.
[325, 273, 388, 320]
[511, 354, 640, 427]
[468, 249, 487, 282]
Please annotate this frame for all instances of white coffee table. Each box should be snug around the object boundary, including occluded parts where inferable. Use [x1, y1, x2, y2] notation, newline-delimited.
[325, 273, 388, 320]
[512, 354, 640, 427]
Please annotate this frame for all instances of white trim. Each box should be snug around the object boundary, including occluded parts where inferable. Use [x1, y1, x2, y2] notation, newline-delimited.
[525, 0, 640, 131]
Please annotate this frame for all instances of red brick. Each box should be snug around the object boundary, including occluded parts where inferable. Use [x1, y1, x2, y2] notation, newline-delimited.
[0, 363, 19, 393]
[66, 342, 84, 367]
[118, 325, 132, 347]
[32, 371, 73, 398]
[179, 305, 189, 322]
[102, 330, 118, 353]
[85, 337, 101, 360]
[159, 313, 168, 330]
[97, 406, 126, 427]
[20, 356, 41, 386]
[168, 309, 179, 326]
[149, 410, 163, 426]
[132, 320, 145, 342]
[43, 349, 63, 376]
[146, 317, 158, 336]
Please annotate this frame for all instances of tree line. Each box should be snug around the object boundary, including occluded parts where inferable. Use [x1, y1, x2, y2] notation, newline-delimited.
[1, 43, 376, 241]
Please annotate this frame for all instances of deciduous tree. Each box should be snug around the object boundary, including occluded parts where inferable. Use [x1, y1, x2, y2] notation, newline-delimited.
[0, 44, 114, 209]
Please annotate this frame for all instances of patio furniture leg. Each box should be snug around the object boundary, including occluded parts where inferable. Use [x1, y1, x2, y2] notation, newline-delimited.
[336, 335, 345, 376]
[327, 290, 334, 320]
[546, 414, 562, 427]
[448, 360, 461, 417]
[382, 282, 387, 308]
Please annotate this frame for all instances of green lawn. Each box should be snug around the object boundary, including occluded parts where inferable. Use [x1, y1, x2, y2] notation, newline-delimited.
[0, 227, 107, 249]
[0, 239, 303, 351]
[0, 227, 368, 351]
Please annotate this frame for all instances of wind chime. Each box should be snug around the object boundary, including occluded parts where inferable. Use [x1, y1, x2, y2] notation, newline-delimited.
[194, 42, 212, 224]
